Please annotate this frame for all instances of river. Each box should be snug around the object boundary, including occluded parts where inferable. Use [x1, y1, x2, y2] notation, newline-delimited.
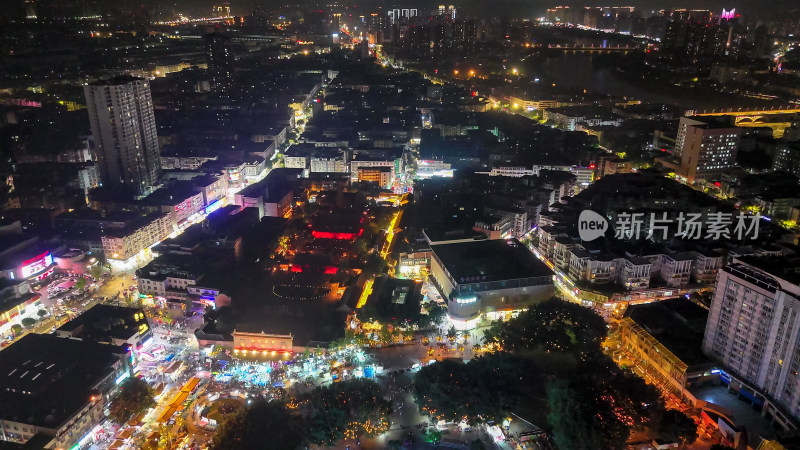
[530, 52, 779, 109]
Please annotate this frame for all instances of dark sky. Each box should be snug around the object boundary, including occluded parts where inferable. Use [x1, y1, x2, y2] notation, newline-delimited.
[220, 0, 799, 19]
[5, 0, 795, 21]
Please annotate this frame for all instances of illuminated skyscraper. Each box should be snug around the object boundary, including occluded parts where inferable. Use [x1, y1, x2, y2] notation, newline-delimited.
[205, 32, 234, 94]
[84, 76, 161, 196]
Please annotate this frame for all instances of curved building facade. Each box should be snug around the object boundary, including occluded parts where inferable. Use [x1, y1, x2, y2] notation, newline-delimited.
[429, 238, 554, 328]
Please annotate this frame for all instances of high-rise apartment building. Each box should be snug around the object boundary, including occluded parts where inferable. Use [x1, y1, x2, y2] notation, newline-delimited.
[675, 116, 740, 182]
[84, 76, 161, 196]
[702, 257, 800, 426]
[205, 32, 234, 94]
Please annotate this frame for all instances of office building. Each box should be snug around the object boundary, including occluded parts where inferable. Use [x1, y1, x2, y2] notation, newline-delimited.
[84, 76, 161, 196]
[675, 117, 740, 182]
[205, 32, 234, 94]
[702, 256, 800, 425]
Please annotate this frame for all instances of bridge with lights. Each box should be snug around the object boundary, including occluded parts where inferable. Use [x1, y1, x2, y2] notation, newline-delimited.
[686, 106, 800, 138]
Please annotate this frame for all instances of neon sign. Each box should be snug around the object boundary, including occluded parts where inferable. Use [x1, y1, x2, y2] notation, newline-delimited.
[20, 252, 53, 278]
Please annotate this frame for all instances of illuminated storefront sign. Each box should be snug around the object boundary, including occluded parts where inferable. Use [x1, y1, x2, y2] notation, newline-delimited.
[115, 372, 130, 385]
[20, 252, 53, 278]
[205, 199, 223, 214]
[311, 229, 363, 240]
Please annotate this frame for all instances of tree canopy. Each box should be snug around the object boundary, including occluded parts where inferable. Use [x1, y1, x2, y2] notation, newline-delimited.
[109, 377, 155, 424]
[414, 298, 673, 449]
[414, 352, 544, 424]
[212, 400, 304, 450]
[483, 298, 607, 358]
[656, 409, 698, 445]
[302, 379, 393, 445]
[213, 380, 392, 448]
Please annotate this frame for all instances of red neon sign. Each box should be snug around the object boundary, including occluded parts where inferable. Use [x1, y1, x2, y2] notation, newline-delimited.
[312, 231, 360, 240]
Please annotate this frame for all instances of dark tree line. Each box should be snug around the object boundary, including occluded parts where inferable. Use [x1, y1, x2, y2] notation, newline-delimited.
[212, 379, 392, 450]
[414, 298, 698, 450]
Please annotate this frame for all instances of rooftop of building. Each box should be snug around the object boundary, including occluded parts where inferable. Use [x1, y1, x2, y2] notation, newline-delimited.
[0, 236, 51, 269]
[0, 334, 121, 428]
[101, 212, 169, 238]
[626, 256, 652, 266]
[141, 181, 201, 207]
[547, 105, 619, 118]
[54, 209, 140, 224]
[237, 168, 295, 201]
[88, 75, 144, 86]
[363, 276, 424, 323]
[431, 238, 552, 284]
[734, 255, 800, 287]
[57, 304, 149, 343]
[625, 297, 710, 367]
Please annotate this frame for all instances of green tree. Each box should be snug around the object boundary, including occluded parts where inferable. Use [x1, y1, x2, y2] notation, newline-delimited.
[10, 324, 22, 336]
[109, 377, 155, 424]
[485, 298, 607, 358]
[21, 317, 36, 328]
[419, 302, 446, 329]
[413, 353, 543, 424]
[350, 238, 368, 258]
[90, 264, 103, 280]
[303, 379, 392, 445]
[212, 400, 304, 450]
[363, 252, 388, 276]
[75, 277, 86, 291]
[546, 379, 607, 450]
[446, 325, 458, 341]
[37, 309, 48, 319]
[657, 410, 698, 445]
[546, 357, 665, 450]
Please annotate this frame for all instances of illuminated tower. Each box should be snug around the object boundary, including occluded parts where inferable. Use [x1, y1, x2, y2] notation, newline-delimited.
[84, 76, 161, 196]
[205, 32, 235, 94]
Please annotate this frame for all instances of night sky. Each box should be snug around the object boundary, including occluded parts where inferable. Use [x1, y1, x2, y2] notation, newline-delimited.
[3, 0, 798, 21]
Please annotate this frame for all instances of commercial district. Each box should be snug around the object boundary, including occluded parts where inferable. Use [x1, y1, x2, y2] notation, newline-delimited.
[2, 1, 800, 450]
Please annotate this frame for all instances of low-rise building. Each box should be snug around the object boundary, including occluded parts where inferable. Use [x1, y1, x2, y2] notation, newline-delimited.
[568, 249, 618, 285]
[349, 148, 403, 182]
[233, 168, 297, 218]
[544, 106, 623, 131]
[101, 212, 172, 261]
[620, 257, 652, 290]
[357, 166, 394, 189]
[0, 334, 127, 449]
[232, 330, 294, 358]
[661, 253, 694, 287]
[692, 250, 723, 284]
[619, 298, 715, 401]
[56, 304, 152, 351]
[429, 239, 554, 328]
